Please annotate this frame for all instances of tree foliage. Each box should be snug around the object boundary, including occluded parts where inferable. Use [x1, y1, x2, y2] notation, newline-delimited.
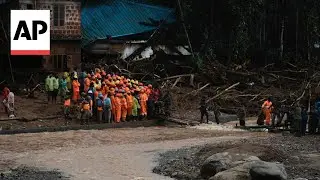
[147, 0, 320, 67]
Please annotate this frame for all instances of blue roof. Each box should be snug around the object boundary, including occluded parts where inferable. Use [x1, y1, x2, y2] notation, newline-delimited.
[81, 0, 176, 47]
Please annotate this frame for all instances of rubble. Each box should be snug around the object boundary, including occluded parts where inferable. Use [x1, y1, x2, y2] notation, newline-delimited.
[0, 166, 69, 180]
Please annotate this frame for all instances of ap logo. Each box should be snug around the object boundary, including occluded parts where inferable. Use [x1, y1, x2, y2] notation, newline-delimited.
[10, 10, 50, 55]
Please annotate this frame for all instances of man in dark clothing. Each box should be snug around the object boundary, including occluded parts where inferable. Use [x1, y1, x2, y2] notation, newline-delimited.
[147, 94, 155, 119]
[271, 99, 281, 127]
[237, 107, 245, 126]
[292, 102, 302, 137]
[301, 106, 308, 136]
[162, 90, 172, 117]
[199, 97, 209, 123]
[311, 97, 320, 134]
[212, 102, 220, 124]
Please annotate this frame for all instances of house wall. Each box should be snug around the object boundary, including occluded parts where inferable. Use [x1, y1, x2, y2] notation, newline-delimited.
[18, 0, 81, 72]
[19, 0, 81, 39]
[43, 41, 81, 71]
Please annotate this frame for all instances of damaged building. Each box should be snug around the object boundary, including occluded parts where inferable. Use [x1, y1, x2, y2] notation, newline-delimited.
[0, 0, 81, 73]
[81, 0, 191, 64]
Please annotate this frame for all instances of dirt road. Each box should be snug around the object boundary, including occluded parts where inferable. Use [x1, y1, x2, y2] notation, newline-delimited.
[0, 127, 256, 180]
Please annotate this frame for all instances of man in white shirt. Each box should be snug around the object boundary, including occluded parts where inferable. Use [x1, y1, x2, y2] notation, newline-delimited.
[2, 90, 14, 118]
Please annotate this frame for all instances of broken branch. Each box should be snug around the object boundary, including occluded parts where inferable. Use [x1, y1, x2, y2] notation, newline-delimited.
[171, 77, 182, 89]
[185, 83, 210, 96]
[156, 74, 194, 81]
[206, 82, 240, 103]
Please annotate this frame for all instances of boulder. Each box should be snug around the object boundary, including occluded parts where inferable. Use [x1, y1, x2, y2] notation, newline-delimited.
[201, 152, 260, 179]
[231, 156, 261, 167]
[250, 161, 287, 180]
[210, 161, 253, 180]
[200, 152, 232, 178]
[210, 157, 287, 180]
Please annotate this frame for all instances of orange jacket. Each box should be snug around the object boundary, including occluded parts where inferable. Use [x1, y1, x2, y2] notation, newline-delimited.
[114, 97, 121, 107]
[140, 93, 148, 102]
[102, 86, 108, 96]
[126, 95, 133, 107]
[121, 97, 127, 109]
[64, 99, 71, 106]
[72, 80, 80, 92]
[262, 100, 272, 109]
[146, 88, 152, 97]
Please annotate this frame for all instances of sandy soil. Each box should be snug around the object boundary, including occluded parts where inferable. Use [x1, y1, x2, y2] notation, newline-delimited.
[0, 127, 256, 180]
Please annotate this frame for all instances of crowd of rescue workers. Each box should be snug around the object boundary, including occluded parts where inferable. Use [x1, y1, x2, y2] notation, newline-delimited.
[44, 68, 162, 125]
[1, 66, 319, 135]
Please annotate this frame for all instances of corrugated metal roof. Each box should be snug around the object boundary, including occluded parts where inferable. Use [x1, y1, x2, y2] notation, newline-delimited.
[81, 0, 175, 47]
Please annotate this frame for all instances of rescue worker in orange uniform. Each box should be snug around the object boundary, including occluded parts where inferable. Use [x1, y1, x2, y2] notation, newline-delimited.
[110, 91, 116, 122]
[84, 74, 91, 93]
[72, 78, 81, 103]
[121, 93, 128, 121]
[126, 91, 134, 120]
[114, 93, 122, 123]
[139, 89, 148, 118]
[101, 82, 108, 96]
[262, 97, 273, 126]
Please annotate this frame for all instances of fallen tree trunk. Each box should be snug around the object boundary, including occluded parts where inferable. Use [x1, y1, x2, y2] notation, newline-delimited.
[206, 82, 240, 103]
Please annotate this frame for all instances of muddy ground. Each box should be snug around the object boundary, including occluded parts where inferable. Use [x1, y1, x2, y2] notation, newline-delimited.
[0, 127, 258, 180]
[0, 125, 319, 180]
[0, 93, 66, 130]
[153, 134, 320, 180]
[0, 92, 319, 180]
